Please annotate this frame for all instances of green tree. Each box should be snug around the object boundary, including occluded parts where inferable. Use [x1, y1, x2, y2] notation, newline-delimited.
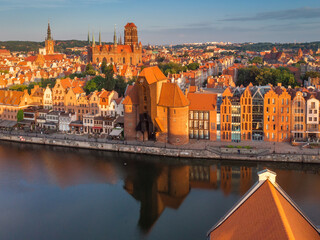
[302, 71, 320, 81]
[187, 62, 200, 70]
[40, 78, 56, 88]
[101, 59, 108, 74]
[84, 79, 97, 94]
[250, 57, 263, 64]
[114, 76, 127, 97]
[236, 66, 297, 87]
[17, 110, 24, 122]
[85, 63, 96, 76]
[9, 85, 27, 91]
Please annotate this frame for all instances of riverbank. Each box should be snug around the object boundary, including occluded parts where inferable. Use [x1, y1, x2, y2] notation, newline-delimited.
[0, 132, 319, 164]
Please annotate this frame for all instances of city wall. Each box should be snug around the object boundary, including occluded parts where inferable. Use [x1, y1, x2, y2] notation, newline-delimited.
[0, 134, 319, 164]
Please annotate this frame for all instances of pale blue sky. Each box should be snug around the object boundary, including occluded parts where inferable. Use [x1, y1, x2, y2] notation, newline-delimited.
[0, 0, 320, 44]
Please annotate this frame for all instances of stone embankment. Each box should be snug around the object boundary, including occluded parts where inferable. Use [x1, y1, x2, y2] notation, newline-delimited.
[0, 133, 319, 164]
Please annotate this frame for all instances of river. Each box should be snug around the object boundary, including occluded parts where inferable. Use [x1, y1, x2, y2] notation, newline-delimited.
[0, 141, 319, 240]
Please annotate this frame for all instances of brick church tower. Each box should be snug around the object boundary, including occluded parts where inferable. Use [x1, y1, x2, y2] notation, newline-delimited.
[124, 23, 138, 46]
[45, 21, 55, 55]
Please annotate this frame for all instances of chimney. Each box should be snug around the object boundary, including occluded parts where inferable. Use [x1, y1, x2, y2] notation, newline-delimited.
[258, 169, 276, 184]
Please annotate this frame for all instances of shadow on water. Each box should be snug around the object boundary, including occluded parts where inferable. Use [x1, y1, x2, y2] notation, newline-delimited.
[0, 140, 319, 239]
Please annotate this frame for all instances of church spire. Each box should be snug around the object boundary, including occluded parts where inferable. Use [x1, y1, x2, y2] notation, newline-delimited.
[99, 31, 101, 45]
[88, 30, 90, 45]
[47, 20, 52, 40]
[119, 34, 122, 45]
[113, 24, 117, 47]
[92, 32, 95, 47]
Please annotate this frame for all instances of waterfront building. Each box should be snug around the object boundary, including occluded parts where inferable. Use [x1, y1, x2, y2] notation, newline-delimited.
[220, 88, 233, 142]
[98, 90, 119, 117]
[251, 86, 269, 141]
[87, 23, 142, 65]
[0, 90, 33, 121]
[59, 112, 76, 132]
[263, 84, 291, 142]
[306, 95, 320, 140]
[290, 91, 306, 141]
[207, 169, 320, 240]
[43, 86, 53, 109]
[240, 86, 252, 141]
[123, 66, 189, 145]
[187, 92, 217, 140]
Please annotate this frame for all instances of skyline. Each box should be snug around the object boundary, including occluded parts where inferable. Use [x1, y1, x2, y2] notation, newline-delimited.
[0, 0, 320, 44]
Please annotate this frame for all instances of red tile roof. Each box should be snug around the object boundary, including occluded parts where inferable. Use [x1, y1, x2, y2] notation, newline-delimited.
[158, 83, 189, 107]
[208, 170, 320, 240]
[187, 93, 217, 111]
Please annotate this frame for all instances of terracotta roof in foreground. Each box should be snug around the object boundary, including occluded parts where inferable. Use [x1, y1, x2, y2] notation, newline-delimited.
[207, 169, 320, 240]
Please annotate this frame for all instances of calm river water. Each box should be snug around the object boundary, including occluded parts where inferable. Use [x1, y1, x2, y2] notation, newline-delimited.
[0, 141, 319, 240]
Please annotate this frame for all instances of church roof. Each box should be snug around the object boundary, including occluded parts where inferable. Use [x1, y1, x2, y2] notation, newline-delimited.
[207, 169, 320, 240]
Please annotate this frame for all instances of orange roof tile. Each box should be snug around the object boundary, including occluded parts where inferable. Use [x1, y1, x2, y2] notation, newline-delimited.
[187, 93, 217, 111]
[208, 170, 320, 240]
[158, 83, 189, 107]
[123, 84, 139, 105]
[139, 66, 167, 85]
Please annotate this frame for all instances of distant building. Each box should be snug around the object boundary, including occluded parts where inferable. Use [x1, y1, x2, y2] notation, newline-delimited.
[87, 23, 142, 65]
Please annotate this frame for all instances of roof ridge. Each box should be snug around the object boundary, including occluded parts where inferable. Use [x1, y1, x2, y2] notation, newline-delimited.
[268, 181, 295, 240]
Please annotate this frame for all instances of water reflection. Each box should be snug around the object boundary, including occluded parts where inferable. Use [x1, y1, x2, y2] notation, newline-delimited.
[0, 141, 319, 240]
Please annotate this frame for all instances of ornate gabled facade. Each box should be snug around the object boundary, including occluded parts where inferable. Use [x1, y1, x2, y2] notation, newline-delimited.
[87, 23, 142, 65]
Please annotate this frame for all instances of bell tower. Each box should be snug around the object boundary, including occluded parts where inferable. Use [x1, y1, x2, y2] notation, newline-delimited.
[45, 21, 55, 55]
[124, 23, 138, 46]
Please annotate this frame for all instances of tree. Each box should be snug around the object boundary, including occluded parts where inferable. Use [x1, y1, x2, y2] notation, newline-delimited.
[101, 59, 108, 74]
[250, 57, 263, 64]
[236, 66, 297, 87]
[302, 71, 320, 81]
[85, 63, 96, 76]
[158, 62, 186, 75]
[27, 82, 40, 94]
[40, 78, 56, 88]
[187, 62, 200, 70]
[84, 79, 97, 94]
[17, 110, 24, 122]
[9, 85, 27, 92]
[114, 76, 127, 97]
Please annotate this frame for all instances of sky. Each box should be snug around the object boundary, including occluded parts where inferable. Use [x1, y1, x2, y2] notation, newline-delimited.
[0, 0, 320, 45]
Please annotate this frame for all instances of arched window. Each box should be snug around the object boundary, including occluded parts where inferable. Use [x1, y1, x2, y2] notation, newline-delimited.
[110, 58, 113, 63]
[103, 57, 107, 63]
[96, 58, 99, 63]
[123, 57, 126, 64]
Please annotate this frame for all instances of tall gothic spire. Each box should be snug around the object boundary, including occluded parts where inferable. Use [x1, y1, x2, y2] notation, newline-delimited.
[88, 30, 90, 45]
[92, 32, 95, 47]
[99, 31, 101, 45]
[119, 34, 122, 45]
[113, 24, 117, 47]
[47, 20, 52, 40]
